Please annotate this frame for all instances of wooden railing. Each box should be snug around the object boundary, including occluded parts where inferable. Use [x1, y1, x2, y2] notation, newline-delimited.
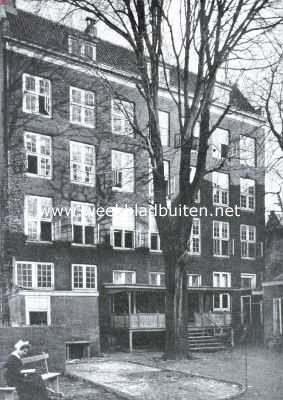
[111, 313, 165, 330]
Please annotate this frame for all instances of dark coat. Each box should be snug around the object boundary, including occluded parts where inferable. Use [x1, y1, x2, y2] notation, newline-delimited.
[5, 353, 49, 400]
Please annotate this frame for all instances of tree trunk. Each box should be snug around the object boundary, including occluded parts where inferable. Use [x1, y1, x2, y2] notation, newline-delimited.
[163, 252, 190, 360]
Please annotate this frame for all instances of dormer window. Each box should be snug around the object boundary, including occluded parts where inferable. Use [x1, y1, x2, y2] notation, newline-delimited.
[68, 36, 96, 61]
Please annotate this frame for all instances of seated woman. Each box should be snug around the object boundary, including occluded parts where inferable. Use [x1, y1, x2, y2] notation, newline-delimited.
[5, 340, 49, 400]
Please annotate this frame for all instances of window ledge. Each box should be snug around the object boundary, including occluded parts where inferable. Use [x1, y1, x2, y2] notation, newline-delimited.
[239, 208, 255, 213]
[113, 247, 135, 251]
[25, 173, 52, 180]
[213, 255, 230, 259]
[241, 257, 256, 260]
[70, 120, 95, 129]
[25, 240, 53, 245]
[71, 243, 96, 247]
[23, 110, 52, 119]
[70, 180, 95, 187]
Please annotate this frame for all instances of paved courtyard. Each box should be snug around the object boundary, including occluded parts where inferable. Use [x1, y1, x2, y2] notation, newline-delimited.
[65, 345, 283, 400]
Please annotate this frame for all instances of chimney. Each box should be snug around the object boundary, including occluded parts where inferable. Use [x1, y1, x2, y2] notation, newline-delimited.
[85, 17, 97, 38]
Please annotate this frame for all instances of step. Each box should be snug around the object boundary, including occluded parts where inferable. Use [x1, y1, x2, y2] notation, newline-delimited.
[190, 346, 226, 352]
[190, 341, 222, 348]
[189, 339, 219, 345]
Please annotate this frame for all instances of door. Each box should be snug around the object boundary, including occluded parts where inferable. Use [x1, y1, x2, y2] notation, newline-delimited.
[187, 293, 200, 322]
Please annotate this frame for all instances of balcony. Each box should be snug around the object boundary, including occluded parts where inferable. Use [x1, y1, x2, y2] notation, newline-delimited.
[111, 313, 165, 330]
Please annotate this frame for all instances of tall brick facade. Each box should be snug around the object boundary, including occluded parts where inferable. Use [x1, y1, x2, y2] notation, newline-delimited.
[0, 8, 265, 360]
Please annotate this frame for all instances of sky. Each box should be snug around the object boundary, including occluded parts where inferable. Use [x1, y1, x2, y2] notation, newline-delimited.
[15, 0, 283, 219]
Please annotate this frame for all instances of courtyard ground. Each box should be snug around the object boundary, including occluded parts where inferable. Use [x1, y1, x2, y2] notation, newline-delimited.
[64, 345, 283, 400]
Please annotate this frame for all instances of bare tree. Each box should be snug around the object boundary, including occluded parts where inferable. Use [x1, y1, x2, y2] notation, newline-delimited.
[29, 0, 283, 359]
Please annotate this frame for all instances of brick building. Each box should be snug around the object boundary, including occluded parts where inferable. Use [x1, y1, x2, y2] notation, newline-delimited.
[0, 7, 265, 357]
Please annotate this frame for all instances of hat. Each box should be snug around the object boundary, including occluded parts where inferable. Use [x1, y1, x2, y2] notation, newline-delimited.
[14, 340, 30, 351]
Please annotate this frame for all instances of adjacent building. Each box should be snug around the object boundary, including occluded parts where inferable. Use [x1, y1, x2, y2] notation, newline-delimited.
[0, 7, 266, 357]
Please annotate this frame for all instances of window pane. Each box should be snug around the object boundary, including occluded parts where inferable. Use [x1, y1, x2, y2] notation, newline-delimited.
[114, 230, 122, 247]
[150, 233, 158, 250]
[17, 263, 32, 288]
[37, 264, 52, 288]
[29, 311, 47, 325]
[124, 231, 134, 248]
[86, 266, 96, 288]
[73, 265, 83, 288]
[73, 225, 83, 243]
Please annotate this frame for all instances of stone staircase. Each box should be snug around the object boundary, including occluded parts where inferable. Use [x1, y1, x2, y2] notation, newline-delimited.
[186, 326, 226, 352]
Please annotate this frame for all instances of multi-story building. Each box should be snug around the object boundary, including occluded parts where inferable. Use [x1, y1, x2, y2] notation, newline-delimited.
[0, 7, 265, 357]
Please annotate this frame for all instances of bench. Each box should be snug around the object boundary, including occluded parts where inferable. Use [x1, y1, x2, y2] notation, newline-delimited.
[0, 353, 62, 399]
[22, 353, 62, 397]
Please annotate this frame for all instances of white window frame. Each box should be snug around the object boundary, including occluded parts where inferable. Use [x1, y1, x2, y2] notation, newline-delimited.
[158, 110, 169, 147]
[112, 99, 134, 136]
[23, 73, 51, 117]
[71, 264, 97, 291]
[111, 150, 134, 192]
[71, 201, 96, 245]
[240, 135, 256, 167]
[113, 270, 136, 285]
[240, 178, 255, 211]
[241, 273, 256, 289]
[70, 141, 95, 186]
[188, 218, 201, 255]
[70, 86, 95, 128]
[149, 272, 165, 286]
[210, 128, 229, 160]
[149, 232, 161, 251]
[24, 132, 52, 179]
[187, 274, 202, 288]
[213, 272, 231, 288]
[190, 167, 200, 203]
[25, 295, 51, 326]
[15, 261, 54, 289]
[212, 172, 229, 207]
[213, 293, 231, 312]
[240, 225, 256, 259]
[213, 221, 230, 257]
[24, 195, 52, 242]
[68, 36, 96, 60]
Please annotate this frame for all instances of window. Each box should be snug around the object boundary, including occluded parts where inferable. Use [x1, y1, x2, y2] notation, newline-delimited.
[213, 272, 231, 288]
[149, 272, 165, 286]
[112, 150, 134, 192]
[148, 213, 160, 251]
[210, 128, 229, 159]
[25, 196, 52, 241]
[72, 264, 97, 290]
[25, 295, 51, 325]
[240, 178, 255, 211]
[70, 141, 95, 186]
[241, 273, 256, 289]
[240, 225, 256, 259]
[187, 274, 202, 287]
[68, 36, 96, 61]
[112, 99, 134, 136]
[240, 135, 256, 167]
[70, 87, 95, 127]
[188, 218, 201, 255]
[71, 202, 96, 245]
[113, 270, 136, 284]
[213, 293, 230, 311]
[159, 110, 169, 146]
[112, 207, 135, 249]
[190, 167, 200, 202]
[212, 172, 229, 206]
[213, 221, 229, 257]
[16, 262, 54, 289]
[23, 74, 51, 117]
[24, 132, 52, 178]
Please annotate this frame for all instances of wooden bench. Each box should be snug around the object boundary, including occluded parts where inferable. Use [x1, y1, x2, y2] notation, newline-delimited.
[22, 353, 62, 397]
[0, 353, 62, 399]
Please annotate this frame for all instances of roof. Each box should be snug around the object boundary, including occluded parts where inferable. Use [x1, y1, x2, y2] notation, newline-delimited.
[5, 9, 259, 115]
